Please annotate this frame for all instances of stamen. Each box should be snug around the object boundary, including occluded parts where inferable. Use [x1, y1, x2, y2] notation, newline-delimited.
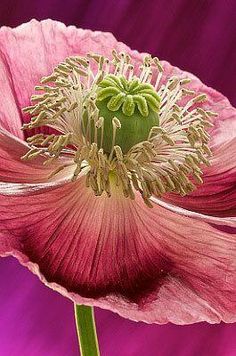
[109, 117, 121, 160]
[22, 50, 216, 205]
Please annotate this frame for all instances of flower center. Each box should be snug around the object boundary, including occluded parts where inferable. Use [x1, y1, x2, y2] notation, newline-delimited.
[84, 74, 160, 154]
[22, 50, 217, 206]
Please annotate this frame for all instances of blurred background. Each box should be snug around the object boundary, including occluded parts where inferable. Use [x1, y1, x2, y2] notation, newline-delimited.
[0, 1, 235, 355]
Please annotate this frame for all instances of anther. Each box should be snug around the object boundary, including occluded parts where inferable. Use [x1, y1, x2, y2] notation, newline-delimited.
[41, 74, 57, 84]
[114, 145, 123, 161]
[193, 94, 207, 103]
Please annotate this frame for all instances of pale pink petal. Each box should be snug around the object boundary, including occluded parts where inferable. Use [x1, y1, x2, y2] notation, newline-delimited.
[1, 178, 235, 325]
[0, 128, 70, 183]
[0, 51, 23, 138]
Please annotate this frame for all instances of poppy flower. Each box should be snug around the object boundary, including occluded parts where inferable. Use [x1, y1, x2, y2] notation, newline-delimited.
[0, 19, 235, 326]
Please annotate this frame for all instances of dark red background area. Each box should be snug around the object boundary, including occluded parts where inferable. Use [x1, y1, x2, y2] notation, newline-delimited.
[0, 1, 235, 355]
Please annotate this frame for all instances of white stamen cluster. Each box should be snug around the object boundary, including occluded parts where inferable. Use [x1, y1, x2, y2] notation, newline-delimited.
[22, 50, 216, 206]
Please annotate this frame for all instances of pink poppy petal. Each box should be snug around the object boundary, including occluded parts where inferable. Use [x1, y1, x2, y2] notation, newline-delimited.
[1, 178, 235, 325]
[0, 128, 71, 183]
[0, 52, 23, 138]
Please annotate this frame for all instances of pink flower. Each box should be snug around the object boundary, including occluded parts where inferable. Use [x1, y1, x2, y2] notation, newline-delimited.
[0, 19, 235, 325]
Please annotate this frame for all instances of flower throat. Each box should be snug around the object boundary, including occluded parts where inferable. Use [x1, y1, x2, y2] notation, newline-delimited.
[22, 50, 216, 206]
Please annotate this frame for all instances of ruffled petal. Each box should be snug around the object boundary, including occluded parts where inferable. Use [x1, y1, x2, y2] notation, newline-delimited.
[1, 179, 235, 325]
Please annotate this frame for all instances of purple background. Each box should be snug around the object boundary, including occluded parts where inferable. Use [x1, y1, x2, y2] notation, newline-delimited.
[0, 1, 235, 355]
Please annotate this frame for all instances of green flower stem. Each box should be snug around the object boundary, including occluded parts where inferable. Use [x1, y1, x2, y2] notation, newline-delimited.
[74, 304, 100, 356]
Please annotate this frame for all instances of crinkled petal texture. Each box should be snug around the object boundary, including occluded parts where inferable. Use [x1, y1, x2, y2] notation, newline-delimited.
[0, 19, 236, 324]
[1, 177, 236, 325]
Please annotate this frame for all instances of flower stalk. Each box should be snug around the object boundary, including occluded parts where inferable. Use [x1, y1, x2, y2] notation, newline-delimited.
[74, 304, 100, 356]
